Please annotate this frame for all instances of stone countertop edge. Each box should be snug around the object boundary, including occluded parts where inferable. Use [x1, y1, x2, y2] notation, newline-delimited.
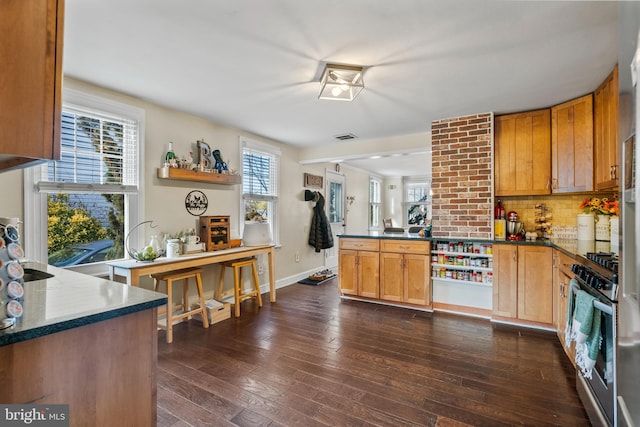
[0, 261, 167, 347]
[338, 233, 581, 258]
[0, 298, 166, 347]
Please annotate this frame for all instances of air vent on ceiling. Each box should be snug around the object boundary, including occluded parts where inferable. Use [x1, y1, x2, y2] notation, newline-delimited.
[334, 133, 357, 141]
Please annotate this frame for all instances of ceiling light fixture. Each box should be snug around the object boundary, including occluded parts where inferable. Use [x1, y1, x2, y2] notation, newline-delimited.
[319, 64, 364, 101]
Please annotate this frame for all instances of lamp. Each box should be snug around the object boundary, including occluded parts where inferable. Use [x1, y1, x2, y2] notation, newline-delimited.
[318, 64, 364, 101]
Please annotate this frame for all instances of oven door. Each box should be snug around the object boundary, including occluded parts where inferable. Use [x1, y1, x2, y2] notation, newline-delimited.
[573, 279, 617, 427]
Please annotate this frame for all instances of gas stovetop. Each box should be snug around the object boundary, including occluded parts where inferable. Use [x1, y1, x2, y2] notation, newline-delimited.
[573, 252, 618, 302]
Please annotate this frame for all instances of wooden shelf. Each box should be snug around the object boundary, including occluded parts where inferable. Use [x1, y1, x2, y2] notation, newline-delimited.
[156, 168, 241, 185]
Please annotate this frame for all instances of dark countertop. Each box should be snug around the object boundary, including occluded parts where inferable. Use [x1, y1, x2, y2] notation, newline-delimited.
[0, 261, 167, 346]
[338, 232, 609, 259]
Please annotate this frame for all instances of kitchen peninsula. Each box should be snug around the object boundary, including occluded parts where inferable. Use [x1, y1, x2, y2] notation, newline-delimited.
[0, 261, 166, 426]
[339, 232, 585, 331]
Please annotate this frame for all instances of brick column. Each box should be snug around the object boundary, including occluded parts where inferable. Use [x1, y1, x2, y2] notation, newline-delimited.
[431, 113, 493, 238]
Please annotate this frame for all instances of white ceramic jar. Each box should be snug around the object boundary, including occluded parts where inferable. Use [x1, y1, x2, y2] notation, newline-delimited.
[166, 239, 181, 258]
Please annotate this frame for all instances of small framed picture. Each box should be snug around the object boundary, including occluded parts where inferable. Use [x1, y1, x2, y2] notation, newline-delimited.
[383, 218, 392, 228]
[304, 173, 323, 189]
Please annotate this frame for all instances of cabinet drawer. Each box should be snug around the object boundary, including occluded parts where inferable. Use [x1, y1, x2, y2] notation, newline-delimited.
[380, 240, 429, 254]
[339, 238, 379, 251]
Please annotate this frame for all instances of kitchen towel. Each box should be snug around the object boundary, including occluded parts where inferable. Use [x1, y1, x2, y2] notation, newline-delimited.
[572, 290, 601, 379]
[564, 279, 580, 348]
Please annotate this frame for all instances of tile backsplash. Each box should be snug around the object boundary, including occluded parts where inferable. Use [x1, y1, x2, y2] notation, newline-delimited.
[499, 192, 616, 238]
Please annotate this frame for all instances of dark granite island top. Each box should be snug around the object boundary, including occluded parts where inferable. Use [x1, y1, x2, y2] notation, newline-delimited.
[0, 261, 166, 346]
[0, 261, 167, 426]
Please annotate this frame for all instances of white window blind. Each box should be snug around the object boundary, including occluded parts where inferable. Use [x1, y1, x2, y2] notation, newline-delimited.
[38, 105, 138, 193]
[242, 147, 278, 202]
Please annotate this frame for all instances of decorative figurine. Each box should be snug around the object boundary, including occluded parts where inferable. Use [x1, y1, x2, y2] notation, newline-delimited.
[213, 149, 228, 173]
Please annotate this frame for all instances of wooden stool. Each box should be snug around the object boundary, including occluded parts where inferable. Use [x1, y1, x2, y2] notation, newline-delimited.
[217, 257, 263, 318]
[152, 267, 209, 343]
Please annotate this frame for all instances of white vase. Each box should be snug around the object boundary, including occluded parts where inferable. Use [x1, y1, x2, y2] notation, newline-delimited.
[595, 214, 610, 241]
[577, 213, 595, 241]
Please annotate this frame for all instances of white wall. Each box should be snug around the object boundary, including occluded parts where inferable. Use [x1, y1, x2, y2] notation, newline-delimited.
[383, 177, 404, 227]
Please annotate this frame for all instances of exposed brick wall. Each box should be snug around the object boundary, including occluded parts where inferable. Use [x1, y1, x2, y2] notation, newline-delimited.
[431, 113, 493, 238]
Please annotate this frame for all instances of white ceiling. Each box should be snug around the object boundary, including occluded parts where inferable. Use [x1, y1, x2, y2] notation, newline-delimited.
[63, 0, 618, 176]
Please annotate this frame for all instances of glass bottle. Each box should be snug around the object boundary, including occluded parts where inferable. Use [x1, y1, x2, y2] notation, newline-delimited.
[165, 142, 177, 167]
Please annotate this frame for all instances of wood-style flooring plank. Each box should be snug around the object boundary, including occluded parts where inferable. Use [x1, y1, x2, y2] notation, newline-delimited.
[157, 279, 589, 426]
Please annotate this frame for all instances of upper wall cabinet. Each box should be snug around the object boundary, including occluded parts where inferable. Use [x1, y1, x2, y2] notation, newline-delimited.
[0, 0, 64, 171]
[495, 109, 551, 196]
[594, 65, 619, 190]
[551, 94, 594, 193]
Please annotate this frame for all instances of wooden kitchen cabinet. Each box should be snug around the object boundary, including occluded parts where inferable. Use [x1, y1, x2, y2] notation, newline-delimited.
[338, 238, 379, 298]
[380, 240, 431, 306]
[594, 65, 619, 190]
[495, 109, 551, 196]
[554, 249, 577, 364]
[0, 0, 64, 171]
[492, 244, 553, 325]
[551, 94, 594, 193]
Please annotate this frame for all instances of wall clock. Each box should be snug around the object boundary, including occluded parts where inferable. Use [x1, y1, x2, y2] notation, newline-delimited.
[185, 190, 208, 216]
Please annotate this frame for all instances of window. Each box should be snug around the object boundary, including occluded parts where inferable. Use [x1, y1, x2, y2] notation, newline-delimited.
[24, 89, 144, 272]
[369, 177, 381, 229]
[403, 177, 431, 226]
[240, 137, 280, 244]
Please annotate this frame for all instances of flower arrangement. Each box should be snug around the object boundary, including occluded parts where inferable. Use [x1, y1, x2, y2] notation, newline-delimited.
[579, 197, 619, 216]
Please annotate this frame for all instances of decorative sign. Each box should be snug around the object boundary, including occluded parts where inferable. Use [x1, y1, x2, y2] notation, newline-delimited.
[185, 190, 208, 216]
[304, 173, 323, 189]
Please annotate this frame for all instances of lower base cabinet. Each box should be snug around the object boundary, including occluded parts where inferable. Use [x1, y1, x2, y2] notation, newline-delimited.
[338, 237, 431, 308]
[555, 249, 577, 364]
[493, 244, 553, 325]
[338, 238, 380, 298]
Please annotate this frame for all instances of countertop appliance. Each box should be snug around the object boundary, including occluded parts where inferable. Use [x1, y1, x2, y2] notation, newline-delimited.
[571, 252, 618, 426]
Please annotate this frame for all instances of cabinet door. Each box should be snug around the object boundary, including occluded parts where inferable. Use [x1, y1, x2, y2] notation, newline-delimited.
[380, 252, 403, 302]
[517, 246, 553, 324]
[495, 109, 551, 196]
[551, 94, 594, 193]
[403, 253, 430, 306]
[0, 0, 63, 169]
[358, 250, 380, 298]
[492, 244, 518, 318]
[594, 65, 619, 190]
[338, 250, 358, 295]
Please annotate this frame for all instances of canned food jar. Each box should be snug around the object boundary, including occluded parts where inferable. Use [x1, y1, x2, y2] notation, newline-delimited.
[445, 270, 453, 279]
[448, 243, 455, 252]
[438, 254, 445, 264]
[439, 268, 446, 278]
[486, 245, 493, 254]
[457, 256, 464, 266]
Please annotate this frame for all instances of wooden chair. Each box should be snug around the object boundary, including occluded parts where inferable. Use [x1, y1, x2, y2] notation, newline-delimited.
[151, 267, 209, 343]
[217, 257, 263, 318]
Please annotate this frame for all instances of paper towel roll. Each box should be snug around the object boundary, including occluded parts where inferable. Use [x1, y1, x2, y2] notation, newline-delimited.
[577, 214, 595, 241]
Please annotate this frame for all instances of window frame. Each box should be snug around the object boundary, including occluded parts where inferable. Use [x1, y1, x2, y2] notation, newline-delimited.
[24, 89, 145, 275]
[369, 176, 382, 230]
[402, 176, 431, 227]
[239, 137, 280, 246]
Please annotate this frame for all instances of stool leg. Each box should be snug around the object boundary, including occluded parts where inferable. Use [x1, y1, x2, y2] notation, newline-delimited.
[166, 278, 173, 344]
[234, 265, 241, 318]
[217, 265, 225, 300]
[183, 277, 189, 319]
[251, 261, 263, 308]
[195, 273, 209, 328]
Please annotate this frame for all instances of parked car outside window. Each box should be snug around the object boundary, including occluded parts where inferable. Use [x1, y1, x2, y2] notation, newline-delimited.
[48, 239, 114, 267]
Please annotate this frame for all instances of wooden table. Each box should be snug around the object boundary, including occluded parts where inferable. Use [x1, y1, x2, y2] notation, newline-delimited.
[107, 245, 276, 302]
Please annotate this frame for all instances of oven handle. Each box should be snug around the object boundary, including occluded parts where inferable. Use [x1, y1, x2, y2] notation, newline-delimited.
[571, 279, 614, 316]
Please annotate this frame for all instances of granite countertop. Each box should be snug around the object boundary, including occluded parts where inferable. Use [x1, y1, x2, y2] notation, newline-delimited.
[0, 261, 167, 346]
[338, 232, 610, 259]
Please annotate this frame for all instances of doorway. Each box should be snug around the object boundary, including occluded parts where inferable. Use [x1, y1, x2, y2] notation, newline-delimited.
[325, 169, 345, 271]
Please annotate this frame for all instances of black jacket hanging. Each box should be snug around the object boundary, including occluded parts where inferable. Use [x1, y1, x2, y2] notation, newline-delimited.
[308, 192, 334, 252]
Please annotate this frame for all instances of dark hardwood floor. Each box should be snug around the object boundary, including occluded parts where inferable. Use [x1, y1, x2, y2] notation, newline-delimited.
[156, 278, 590, 426]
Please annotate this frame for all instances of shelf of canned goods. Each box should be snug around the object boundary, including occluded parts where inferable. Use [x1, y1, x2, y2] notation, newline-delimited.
[430, 240, 494, 313]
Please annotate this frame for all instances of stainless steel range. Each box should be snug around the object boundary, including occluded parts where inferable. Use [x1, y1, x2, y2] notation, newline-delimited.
[571, 252, 618, 426]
